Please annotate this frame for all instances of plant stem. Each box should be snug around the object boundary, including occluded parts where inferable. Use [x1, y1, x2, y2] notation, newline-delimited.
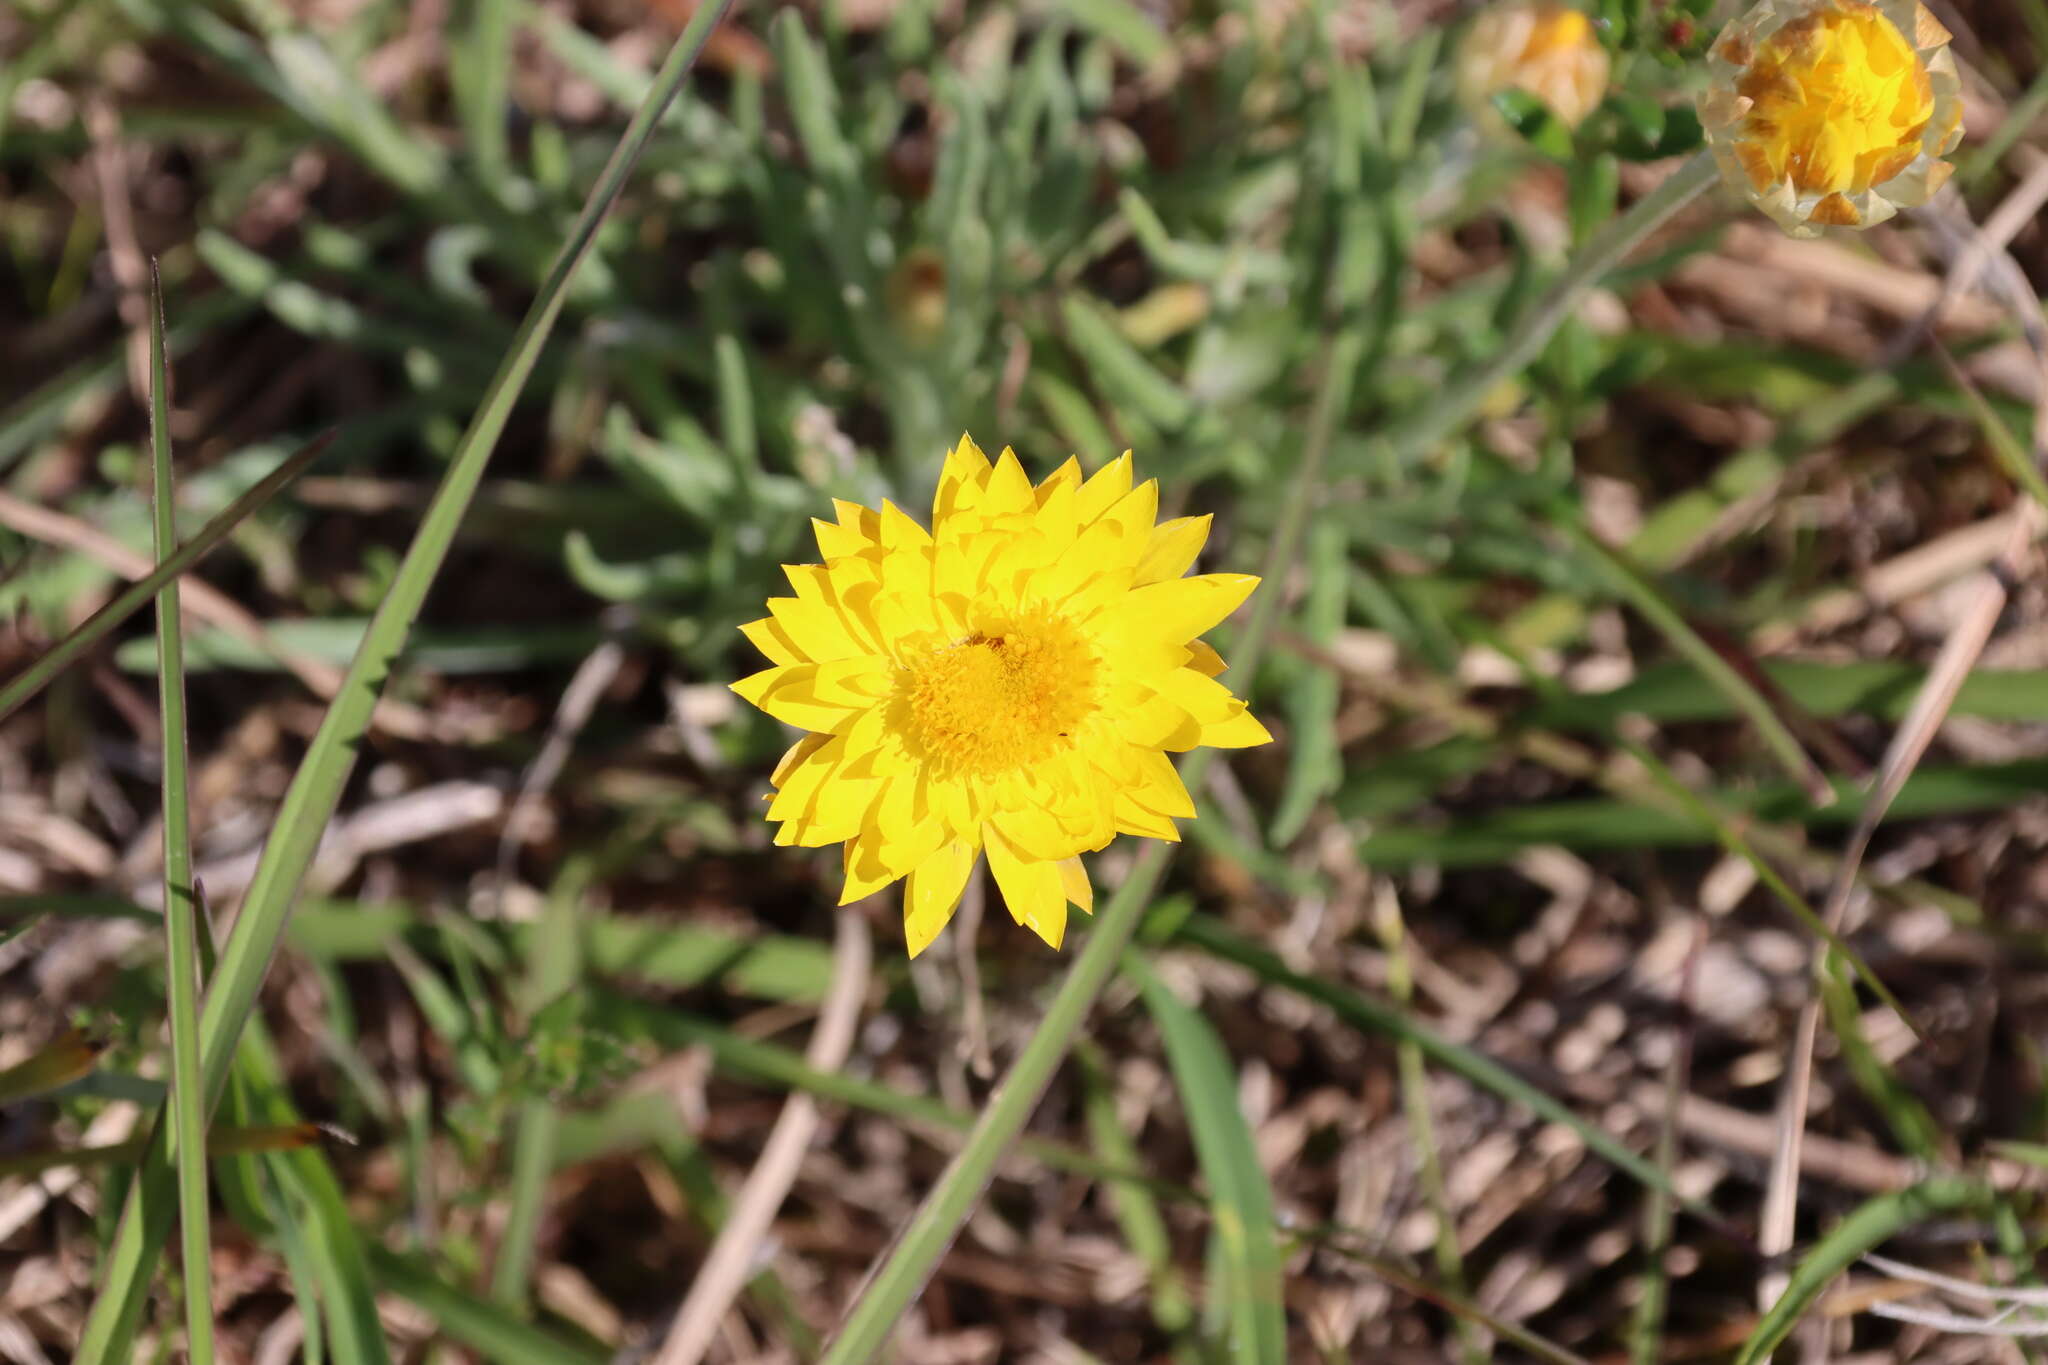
[149, 265, 215, 1365]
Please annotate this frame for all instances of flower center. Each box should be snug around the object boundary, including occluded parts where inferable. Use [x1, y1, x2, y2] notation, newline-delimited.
[899, 610, 1098, 779]
[1735, 0, 1933, 197]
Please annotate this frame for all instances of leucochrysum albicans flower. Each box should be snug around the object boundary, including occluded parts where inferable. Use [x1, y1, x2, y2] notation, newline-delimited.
[1698, 0, 1962, 236]
[733, 438, 1270, 957]
[1455, 1, 1612, 135]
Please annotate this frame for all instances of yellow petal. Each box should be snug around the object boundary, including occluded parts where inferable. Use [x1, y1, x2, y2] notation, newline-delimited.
[1134, 515, 1212, 585]
[1036, 455, 1084, 501]
[1130, 749, 1196, 819]
[1106, 573, 1259, 649]
[1058, 855, 1094, 914]
[934, 434, 993, 527]
[879, 500, 933, 550]
[905, 841, 976, 958]
[1201, 704, 1274, 749]
[1111, 793, 1181, 841]
[985, 825, 1067, 948]
[771, 732, 830, 787]
[1075, 452, 1134, 523]
[990, 803, 1083, 861]
[983, 448, 1037, 516]
[840, 834, 910, 904]
[739, 615, 806, 666]
[731, 660, 889, 733]
[1187, 640, 1228, 677]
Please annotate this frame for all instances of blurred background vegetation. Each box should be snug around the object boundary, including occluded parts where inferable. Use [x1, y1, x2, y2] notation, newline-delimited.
[5, 0, 2048, 1359]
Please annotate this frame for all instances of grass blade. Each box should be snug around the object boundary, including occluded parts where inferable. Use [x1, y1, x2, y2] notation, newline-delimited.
[1555, 512, 1833, 805]
[489, 861, 588, 1306]
[0, 1028, 104, 1104]
[0, 1124, 323, 1180]
[369, 1247, 609, 1365]
[70, 6, 739, 1357]
[1130, 956, 1287, 1365]
[0, 429, 334, 725]
[1734, 1178, 1987, 1365]
[1177, 915, 1727, 1227]
[147, 263, 215, 1365]
[1076, 1042, 1191, 1333]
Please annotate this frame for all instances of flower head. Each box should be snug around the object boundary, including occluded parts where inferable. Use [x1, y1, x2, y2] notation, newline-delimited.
[1698, 0, 1962, 236]
[733, 438, 1270, 957]
[1456, 1, 1612, 135]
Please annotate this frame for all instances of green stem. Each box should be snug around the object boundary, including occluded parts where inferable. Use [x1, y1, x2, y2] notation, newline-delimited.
[149, 267, 215, 1365]
[1382, 150, 1719, 466]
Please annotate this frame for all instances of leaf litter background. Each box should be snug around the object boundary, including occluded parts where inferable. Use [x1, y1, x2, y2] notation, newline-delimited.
[5, 0, 2048, 1360]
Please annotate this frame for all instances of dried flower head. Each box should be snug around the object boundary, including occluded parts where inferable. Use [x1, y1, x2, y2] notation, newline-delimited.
[1456, 1, 1612, 134]
[733, 438, 1270, 957]
[1698, 0, 1962, 236]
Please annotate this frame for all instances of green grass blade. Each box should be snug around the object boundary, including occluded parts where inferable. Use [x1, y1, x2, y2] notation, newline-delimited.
[148, 264, 215, 1365]
[490, 861, 588, 1306]
[454, 0, 514, 189]
[1555, 513, 1832, 804]
[1076, 1042, 1191, 1333]
[70, 7, 737, 1358]
[0, 429, 333, 725]
[1130, 957, 1287, 1365]
[1734, 1178, 1987, 1365]
[369, 1248, 609, 1365]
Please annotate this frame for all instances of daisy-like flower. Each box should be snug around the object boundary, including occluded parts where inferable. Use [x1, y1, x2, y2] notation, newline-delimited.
[1455, 1, 1612, 135]
[732, 438, 1270, 957]
[1698, 0, 1962, 237]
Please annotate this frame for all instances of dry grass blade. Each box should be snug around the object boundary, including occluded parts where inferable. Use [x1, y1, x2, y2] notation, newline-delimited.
[0, 1027, 102, 1104]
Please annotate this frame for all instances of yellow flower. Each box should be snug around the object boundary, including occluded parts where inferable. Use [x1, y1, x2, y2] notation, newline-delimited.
[1698, 0, 1962, 237]
[733, 438, 1271, 957]
[1456, 1, 1612, 134]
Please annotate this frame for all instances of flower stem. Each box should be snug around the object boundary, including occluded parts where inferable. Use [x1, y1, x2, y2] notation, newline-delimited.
[1381, 149, 1719, 467]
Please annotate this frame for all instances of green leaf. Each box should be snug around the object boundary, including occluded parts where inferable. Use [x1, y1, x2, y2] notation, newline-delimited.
[1131, 958, 1288, 1365]
[1604, 94, 1666, 158]
[1491, 89, 1574, 160]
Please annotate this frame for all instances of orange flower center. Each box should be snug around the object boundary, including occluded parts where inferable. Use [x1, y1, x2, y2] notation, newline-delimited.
[898, 610, 1098, 778]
